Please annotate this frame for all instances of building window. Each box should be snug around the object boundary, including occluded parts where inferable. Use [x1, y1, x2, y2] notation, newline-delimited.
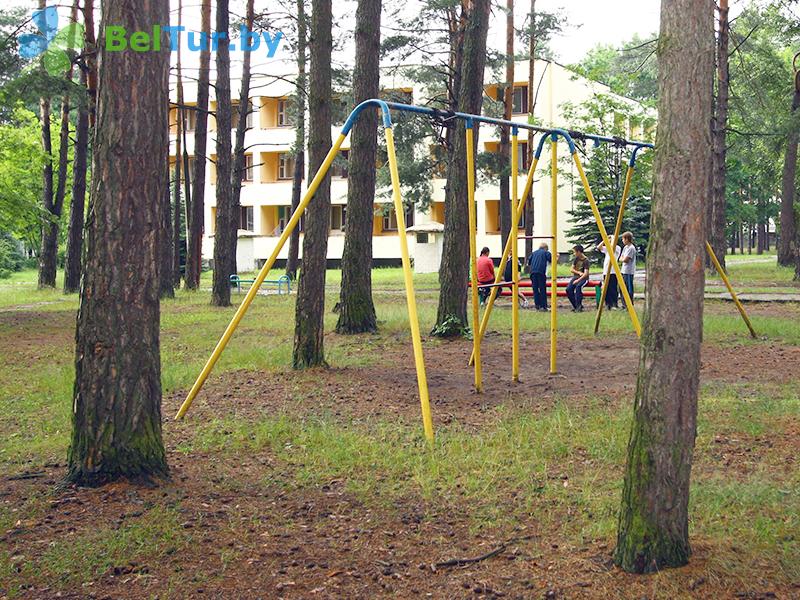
[517, 141, 529, 172]
[239, 205, 254, 231]
[382, 206, 415, 231]
[331, 150, 349, 178]
[240, 154, 254, 182]
[330, 205, 346, 232]
[277, 98, 294, 127]
[512, 86, 528, 115]
[278, 153, 295, 179]
[277, 205, 290, 233]
[230, 101, 254, 129]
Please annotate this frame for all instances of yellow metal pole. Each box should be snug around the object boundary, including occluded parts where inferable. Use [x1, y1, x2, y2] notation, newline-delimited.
[511, 128, 520, 382]
[549, 136, 558, 375]
[469, 154, 540, 366]
[594, 164, 634, 335]
[465, 122, 482, 392]
[386, 126, 435, 442]
[706, 241, 757, 338]
[175, 133, 347, 420]
[572, 151, 641, 337]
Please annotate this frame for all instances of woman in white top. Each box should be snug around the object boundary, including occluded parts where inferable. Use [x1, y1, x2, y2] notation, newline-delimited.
[619, 231, 637, 304]
[597, 241, 622, 309]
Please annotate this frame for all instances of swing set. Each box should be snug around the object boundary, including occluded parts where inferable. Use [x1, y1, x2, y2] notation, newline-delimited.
[174, 98, 756, 444]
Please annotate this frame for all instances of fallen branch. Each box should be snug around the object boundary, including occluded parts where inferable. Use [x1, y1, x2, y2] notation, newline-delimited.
[7, 472, 45, 481]
[434, 534, 536, 569]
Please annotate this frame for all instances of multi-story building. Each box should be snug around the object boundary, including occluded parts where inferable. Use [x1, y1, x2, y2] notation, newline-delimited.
[169, 59, 654, 272]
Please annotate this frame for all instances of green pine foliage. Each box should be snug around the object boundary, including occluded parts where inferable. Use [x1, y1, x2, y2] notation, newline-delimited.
[562, 94, 654, 261]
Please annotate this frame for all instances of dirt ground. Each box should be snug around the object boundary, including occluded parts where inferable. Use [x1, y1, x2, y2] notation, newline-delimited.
[3, 323, 800, 599]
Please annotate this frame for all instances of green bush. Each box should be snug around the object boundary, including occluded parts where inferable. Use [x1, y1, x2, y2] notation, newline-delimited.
[0, 233, 25, 278]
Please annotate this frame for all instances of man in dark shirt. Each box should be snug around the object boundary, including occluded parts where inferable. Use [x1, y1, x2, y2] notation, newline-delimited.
[527, 243, 552, 311]
[566, 244, 590, 312]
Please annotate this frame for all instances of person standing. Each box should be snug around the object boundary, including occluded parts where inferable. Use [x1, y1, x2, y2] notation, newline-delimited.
[476, 246, 495, 305]
[566, 244, 590, 312]
[527, 243, 552, 311]
[619, 232, 637, 304]
[597, 240, 621, 309]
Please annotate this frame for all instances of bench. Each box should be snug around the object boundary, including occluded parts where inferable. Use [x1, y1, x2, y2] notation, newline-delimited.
[469, 279, 603, 306]
[230, 273, 291, 295]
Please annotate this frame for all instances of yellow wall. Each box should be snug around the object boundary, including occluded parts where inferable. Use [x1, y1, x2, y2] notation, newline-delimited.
[260, 206, 277, 235]
[208, 101, 217, 131]
[429, 202, 444, 224]
[485, 200, 499, 233]
[261, 152, 279, 183]
[260, 97, 285, 128]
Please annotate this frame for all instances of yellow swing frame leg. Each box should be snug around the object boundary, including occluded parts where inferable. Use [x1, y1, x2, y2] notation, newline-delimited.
[706, 241, 757, 338]
[466, 122, 482, 392]
[594, 164, 634, 335]
[549, 137, 558, 374]
[572, 151, 642, 337]
[175, 133, 348, 420]
[469, 152, 541, 367]
[385, 127, 435, 441]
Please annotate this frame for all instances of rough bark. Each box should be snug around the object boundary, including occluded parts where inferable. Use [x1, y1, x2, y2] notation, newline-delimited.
[37, 99, 55, 290]
[498, 0, 514, 252]
[172, 0, 185, 288]
[64, 65, 89, 294]
[434, 0, 492, 336]
[778, 83, 799, 266]
[185, 0, 211, 290]
[335, 0, 381, 334]
[614, 0, 714, 574]
[211, 0, 235, 307]
[230, 0, 254, 246]
[708, 0, 729, 271]
[67, 0, 170, 486]
[160, 130, 175, 298]
[524, 0, 536, 259]
[293, 0, 332, 368]
[286, 0, 308, 281]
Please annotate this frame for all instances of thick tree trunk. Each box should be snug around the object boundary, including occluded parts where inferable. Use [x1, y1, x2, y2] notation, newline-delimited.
[336, 0, 381, 334]
[230, 0, 254, 251]
[524, 0, 536, 260]
[286, 0, 308, 280]
[293, 0, 332, 367]
[211, 0, 235, 307]
[614, 0, 714, 574]
[64, 66, 89, 294]
[498, 0, 514, 252]
[434, 0, 492, 336]
[172, 1, 185, 288]
[67, 0, 170, 486]
[778, 86, 799, 266]
[708, 0, 729, 271]
[185, 0, 211, 290]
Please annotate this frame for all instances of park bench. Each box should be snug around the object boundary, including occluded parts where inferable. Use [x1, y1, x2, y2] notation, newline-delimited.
[469, 279, 603, 306]
[229, 273, 291, 295]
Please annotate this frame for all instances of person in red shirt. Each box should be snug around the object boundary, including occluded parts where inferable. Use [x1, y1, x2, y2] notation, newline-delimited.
[476, 247, 495, 305]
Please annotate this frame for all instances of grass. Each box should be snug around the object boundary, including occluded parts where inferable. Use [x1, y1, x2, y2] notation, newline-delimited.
[1, 266, 799, 594]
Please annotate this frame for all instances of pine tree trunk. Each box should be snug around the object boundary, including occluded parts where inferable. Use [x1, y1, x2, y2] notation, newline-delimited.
[230, 0, 254, 251]
[293, 0, 332, 368]
[336, 0, 381, 334]
[67, 0, 170, 486]
[172, 1, 185, 288]
[709, 0, 729, 271]
[185, 0, 211, 290]
[614, 0, 713, 574]
[286, 0, 308, 280]
[434, 0, 492, 336]
[64, 65, 89, 294]
[498, 0, 514, 252]
[211, 0, 235, 307]
[524, 0, 536, 260]
[778, 85, 799, 266]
